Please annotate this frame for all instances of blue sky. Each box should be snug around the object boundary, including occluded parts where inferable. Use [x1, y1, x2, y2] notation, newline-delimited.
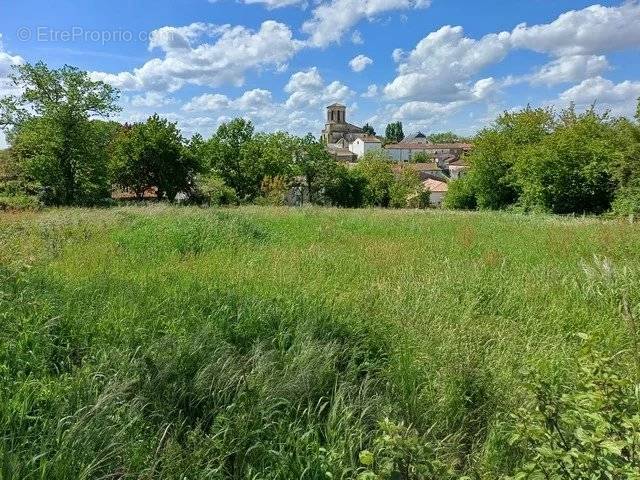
[1, 0, 640, 145]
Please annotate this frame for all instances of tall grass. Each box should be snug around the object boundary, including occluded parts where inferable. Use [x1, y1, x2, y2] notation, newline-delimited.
[1, 205, 639, 478]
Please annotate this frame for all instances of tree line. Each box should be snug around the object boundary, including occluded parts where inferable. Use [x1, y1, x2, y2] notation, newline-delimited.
[445, 102, 640, 216]
[0, 62, 428, 210]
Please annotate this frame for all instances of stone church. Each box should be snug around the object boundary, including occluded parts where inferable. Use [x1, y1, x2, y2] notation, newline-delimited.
[321, 103, 364, 144]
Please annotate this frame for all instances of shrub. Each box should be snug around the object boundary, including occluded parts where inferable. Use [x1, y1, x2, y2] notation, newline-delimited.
[507, 339, 640, 479]
[194, 174, 237, 206]
[444, 177, 477, 210]
[611, 183, 640, 217]
[0, 194, 41, 211]
[258, 175, 289, 206]
[357, 419, 454, 479]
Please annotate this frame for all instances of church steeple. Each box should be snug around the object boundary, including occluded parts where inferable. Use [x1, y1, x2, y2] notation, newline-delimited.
[327, 103, 346, 124]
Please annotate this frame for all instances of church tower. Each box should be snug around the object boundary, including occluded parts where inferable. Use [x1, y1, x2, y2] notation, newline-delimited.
[321, 102, 363, 145]
[327, 103, 346, 124]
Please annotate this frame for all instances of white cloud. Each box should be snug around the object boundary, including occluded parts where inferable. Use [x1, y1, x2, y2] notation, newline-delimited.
[384, 25, 510, 102]
[302, 0, 431, 47]
[0, 34, 24, 77]
[209, 0, 306, 9]
[558, 76, 640, 116]
[349, 54, 373, 72]
[362, 84, 379, 98]
[511, 2, 640, 57]
[178, 67, 356, 137]
[182, 93, 230, 112]
[91, 21, 302, 92]
[505, 54, 609, 87]
[351, 30, 364, 45]
[130, 91, 175, 108]
[284, 67, 354, 110]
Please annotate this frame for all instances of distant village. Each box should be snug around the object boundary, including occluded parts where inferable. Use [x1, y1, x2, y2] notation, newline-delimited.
[321, 103, 472, 205]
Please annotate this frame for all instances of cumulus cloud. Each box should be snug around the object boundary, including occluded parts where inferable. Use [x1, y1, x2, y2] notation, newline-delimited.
[349, 54, 373, 72]
[91, 21, 302, 92]
[383, 1, 640, 116]
[362, 84, 379, 98]
[130, 91, 175, 108]
[284, 67, 354, 110]
[351, 30, 364, 45]
[302, 0, 431, 47]
[384, 25, 510, 102]
[511, 2, 640, 57]
[0, 33, 24, 77]
[527, 55, 609, 86]
[179, 67, 356, 136]
[558, 76, 640, 116]
[209, 0, 305, 9]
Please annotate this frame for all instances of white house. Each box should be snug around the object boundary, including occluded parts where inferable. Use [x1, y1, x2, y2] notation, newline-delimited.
[422, 177, 449, 206]
[348, 135, 382, 159]
[384, 142, 472, 162]
[448, 159, 470, 179]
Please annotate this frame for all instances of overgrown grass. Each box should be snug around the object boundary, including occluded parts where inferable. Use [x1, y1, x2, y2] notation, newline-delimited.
[1, 205, 640, 478]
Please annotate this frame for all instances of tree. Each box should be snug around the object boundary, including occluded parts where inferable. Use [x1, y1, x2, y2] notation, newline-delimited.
[110, 115, 200, 201]
[512, 106, 617, 214]
[443, 176, 477, 210]
[464, 106, 555, 210]
[389, 166, 422, 208]
[385, 122, 404, 144]
[206, 118, 257, 201]
[323, 163, 366, 208]
[410, 151, 431, 164]
[294, 133, 337, 204]
[427, 132, 464, 143]
[362, 123, 376, 136]
[0, 62, 120, 205]
[355, 150, 395, 207]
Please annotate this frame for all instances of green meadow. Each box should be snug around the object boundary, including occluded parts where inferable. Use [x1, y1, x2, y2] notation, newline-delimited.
[1, 206, 640, 478]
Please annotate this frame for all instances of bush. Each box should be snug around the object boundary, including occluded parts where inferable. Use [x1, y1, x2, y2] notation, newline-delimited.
[0, 194, 41, 211]
[611, 183, 640, 217]
[443, 177, 477, 210]
[258, 175, 289, 206]
[194, 174, 237, 206]
[507, 339, 640, 479]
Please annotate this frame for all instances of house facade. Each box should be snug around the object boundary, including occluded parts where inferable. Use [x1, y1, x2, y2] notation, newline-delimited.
[384, 142, 472, 162]
[348, 135, 382, 157]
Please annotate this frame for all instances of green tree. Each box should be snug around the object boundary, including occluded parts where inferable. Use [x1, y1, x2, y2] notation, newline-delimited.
[443, 176, 477, 210]
[355, 150, 395, 207]
[385, 122, 404, 144]
[464, 106, 555, 210]
[110, 115, 200, 201]
[294, 133, 337, 204]
[512, 106, 617, 214]
[323, 163, 366, 208]
[427, 132, 464, 143]
[206, 118, 257, 201]
[0, 62, 120, 205]
[389, 166, 422, 208]
[410, 151, 431, 164]
[362, 123, 376, 136]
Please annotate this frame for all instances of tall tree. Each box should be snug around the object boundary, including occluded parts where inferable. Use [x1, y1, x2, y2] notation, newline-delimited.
[362, 123, 376, 136]
[207, 118, 256, 201]
[293, 133, 337, 204]
[0, 62, 120, 205]
[355, 150, 395, 207]
[110, 115, 200, 201]
[428, 132, 464, 143]
[384, 122, 404, 144]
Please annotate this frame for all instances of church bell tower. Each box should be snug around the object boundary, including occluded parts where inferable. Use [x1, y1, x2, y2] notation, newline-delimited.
[326, 103, 346, 124]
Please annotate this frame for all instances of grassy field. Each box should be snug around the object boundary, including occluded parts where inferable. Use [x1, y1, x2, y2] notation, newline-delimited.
[1, 205, 640, 478]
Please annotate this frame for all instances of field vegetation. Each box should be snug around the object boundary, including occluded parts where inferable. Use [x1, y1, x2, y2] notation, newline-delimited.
[2, 206, 640, 478]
